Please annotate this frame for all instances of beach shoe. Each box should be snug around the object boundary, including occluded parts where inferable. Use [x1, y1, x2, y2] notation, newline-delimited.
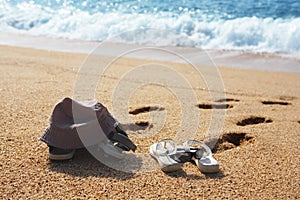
[98, 124, 137, 159]
[149, 139, 187, 172]
[49, 146, 76, 161]
[94, 123, 137, 160]
[110, 123, 137, 152]
[182, 140, 219, 173]
[98, 140, 125, 159]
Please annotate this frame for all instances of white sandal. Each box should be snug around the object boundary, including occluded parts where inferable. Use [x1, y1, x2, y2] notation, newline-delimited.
[150, 139, 220, 173]
[149, 139, 184, 172]
[182, 140, 219, 173]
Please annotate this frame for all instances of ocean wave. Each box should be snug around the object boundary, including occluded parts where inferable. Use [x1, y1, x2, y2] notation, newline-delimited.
[0, 2, 300, 54]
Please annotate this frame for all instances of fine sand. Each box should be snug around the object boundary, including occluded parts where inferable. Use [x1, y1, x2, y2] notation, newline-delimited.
[0, 45, 299, 199]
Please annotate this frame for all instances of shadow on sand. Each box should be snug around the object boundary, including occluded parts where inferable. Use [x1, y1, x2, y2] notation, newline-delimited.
[164, 163, 226, 180]
[48, 148, 141, 180]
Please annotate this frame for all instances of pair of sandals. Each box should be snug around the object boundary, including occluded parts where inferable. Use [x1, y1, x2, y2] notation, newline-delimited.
[150, 139, 219, 173]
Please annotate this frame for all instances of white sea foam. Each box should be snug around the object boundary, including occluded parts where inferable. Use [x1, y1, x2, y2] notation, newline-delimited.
[0, 2, 300, 55]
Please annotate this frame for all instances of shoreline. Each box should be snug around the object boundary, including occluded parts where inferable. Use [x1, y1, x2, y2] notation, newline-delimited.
[1, 31, 299, 73]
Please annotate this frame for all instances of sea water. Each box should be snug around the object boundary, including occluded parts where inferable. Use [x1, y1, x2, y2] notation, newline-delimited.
[0, 0, 300, 55]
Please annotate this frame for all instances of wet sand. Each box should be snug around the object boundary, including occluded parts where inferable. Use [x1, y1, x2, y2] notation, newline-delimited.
[0, 45, 299, 199]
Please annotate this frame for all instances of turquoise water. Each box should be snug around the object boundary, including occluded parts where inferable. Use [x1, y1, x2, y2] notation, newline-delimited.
[1, 0, 300, 54]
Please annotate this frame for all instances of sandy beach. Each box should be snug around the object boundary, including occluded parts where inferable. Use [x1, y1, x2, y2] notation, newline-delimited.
[1, 44, 299, 199]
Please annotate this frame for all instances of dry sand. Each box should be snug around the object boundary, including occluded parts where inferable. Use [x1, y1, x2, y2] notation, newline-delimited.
[0, 45, 299, 199]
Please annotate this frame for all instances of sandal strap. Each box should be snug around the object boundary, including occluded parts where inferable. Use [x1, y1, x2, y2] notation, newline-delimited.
[170, 152, 193, 163]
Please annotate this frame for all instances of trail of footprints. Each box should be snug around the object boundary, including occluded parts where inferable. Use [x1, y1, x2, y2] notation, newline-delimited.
[199, 98, 292, 152]
[128, 98, 295, 152]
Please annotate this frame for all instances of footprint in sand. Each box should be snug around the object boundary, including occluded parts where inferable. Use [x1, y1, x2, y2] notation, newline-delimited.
[197, 98, 239, 109]
[197, 103, 233, 109]
[129, 106, 165, 115]
[215, 98, 240, 103]
[261, 100, 291, 105]
[213, 132, 254, 153]
[236, 116, 272, 126]
[122, 121, 153, 132]
[135, 121, 150, 127]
